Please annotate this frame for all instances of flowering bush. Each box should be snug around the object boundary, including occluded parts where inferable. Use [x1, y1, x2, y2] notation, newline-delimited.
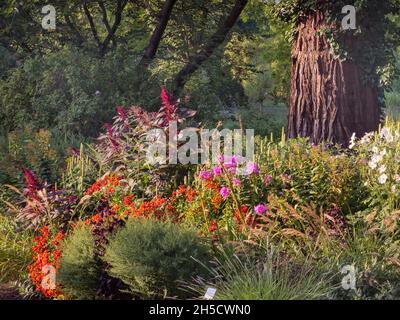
[351, 123, 400, 210]
[92, 87, 197, 197]
[350, 122, 400, 237]
[28, 225, 65, 298]
[3, 87, 400, 300]
[6, 169, 78, 230]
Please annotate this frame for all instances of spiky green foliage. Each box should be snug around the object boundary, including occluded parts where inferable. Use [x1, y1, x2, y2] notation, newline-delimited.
[58, 223, 100, 300]
[188, 245, 332, 300]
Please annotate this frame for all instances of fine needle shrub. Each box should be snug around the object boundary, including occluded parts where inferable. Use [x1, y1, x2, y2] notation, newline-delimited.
[58, 223, 100, 300]
[103, 219, 212, 299]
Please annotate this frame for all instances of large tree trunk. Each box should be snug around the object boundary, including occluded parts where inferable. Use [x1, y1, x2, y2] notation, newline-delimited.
[288, 9, 381, 146]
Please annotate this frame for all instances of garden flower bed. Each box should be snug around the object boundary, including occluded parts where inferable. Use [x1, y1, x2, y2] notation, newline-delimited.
[0, 89, 399, 300]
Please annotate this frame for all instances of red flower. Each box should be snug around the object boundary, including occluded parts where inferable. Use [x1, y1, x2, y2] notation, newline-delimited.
[29, 226, 65, 298]
[86, 174, 123, 196]
[159, 86, 178, 127]
[116, 106, 128, 121]
[235, 205, 258, 228]
[22, 168, 42, 197]
[209, 220, 218, 233]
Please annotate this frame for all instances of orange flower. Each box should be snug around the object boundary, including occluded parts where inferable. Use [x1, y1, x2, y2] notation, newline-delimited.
[212, 193, 224, 210]
[86, 174, 124, 196]
[92, 213, 103, 224]
[123, 195, 135, 206]
[29, 226, 65, 298]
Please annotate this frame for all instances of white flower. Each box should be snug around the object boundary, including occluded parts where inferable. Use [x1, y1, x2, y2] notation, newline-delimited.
[394, 174, 400, 183]
[368, 160, 378, 169]
[391, 185, 397, 193]
[360, 132, 373, 145]
[378, 174, 388, 184]
[369, 154, 382, 170]
[349, 133, 356, 149]
[371, 154, 383, 164]
[380, 127, 394, 143]
[380, 148, 387, 157]
[372, 146, 379, 154]
[378, 165, 386, 174]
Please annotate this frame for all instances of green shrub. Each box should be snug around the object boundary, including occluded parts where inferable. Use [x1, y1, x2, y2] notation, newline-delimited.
[255, 137, 367, 213]
[104, 219, 211, 299]
[315, 223, 400, 300]
[58, 223, 100, 299]
[0, 127, 81, 187]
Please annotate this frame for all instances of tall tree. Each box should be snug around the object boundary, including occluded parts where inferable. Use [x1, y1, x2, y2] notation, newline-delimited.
[138, 0, 178, 67]
[172, 0, 249, 95]
[270, 0, 400, 146]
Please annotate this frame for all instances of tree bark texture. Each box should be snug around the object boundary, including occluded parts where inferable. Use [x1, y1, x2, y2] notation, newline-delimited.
[288, 9, 381, 146]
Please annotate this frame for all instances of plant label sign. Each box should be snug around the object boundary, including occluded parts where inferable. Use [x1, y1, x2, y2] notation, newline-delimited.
[204, 287, 217, 300]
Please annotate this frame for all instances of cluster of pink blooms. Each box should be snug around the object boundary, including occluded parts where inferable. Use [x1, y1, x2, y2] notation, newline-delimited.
[199, 155, 261, 181]
[219, 187, 230, 198]
[254, 203, 268, 215]
[198, 155, 270, 218]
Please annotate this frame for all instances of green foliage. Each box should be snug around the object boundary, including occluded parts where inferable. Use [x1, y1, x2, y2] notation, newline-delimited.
[385, 49, 400, 119]
[315, 223, 400, 300]
[189, 245, 331, 300]
[255, 137, 367, 212]
[0, 214, 33, 282]
[0, 127, 62, 186]
[0, 44, 16, 78]
[58, 223, 100, 300]
[60, 145, 100, 196]
[104, 219, 211, 299]
[0, 48, 142, 136]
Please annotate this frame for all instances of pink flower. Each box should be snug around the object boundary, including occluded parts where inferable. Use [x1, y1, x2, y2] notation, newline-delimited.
[246, 162, 260, 175]
[22, 168, 41, 196]
[224, 157, 237, 169]
[254, 204, 268, 215]
[213, 166, 222, 176]
[223, 155, 242, 169]
[199, 171, 213, 181]
[281, 174, 292, 182]
[117, 106, 127, 121]
[227, 167, 237, 174]
[220, 187, 231, 199]
[160, 86, 178, 127]
[233, 178, 241, 187]
[264, 175, 273, 185]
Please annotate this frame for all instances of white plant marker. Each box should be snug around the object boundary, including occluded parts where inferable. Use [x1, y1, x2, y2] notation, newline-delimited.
[204, 287, 217, 300]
